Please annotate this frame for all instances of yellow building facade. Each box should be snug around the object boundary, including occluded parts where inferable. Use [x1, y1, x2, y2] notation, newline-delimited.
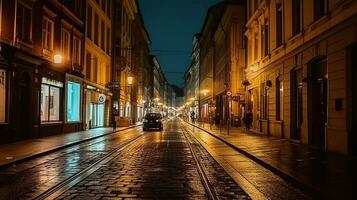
[245, 0, 357, 154]
[83, 0, 112, 129]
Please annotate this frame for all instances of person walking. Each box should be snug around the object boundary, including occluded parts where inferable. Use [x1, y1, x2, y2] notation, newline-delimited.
[112, 118, 117, 131]
[191, 111, 196, 124]
[243, 111, 253, 131]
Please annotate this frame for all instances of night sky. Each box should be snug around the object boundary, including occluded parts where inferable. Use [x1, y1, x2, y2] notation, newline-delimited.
[138, 0, 221, 87]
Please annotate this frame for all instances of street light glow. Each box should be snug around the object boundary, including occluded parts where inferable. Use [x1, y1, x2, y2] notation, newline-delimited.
[127, 76, 133, 85]
[54, 54, 63, 64]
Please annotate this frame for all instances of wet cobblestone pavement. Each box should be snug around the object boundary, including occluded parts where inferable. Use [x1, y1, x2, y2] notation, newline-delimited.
[0, 120, 250, 199]
[56, 121, 249, 199]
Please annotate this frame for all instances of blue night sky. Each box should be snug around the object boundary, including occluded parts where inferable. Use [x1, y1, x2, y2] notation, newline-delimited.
[138, 0, 221, 87]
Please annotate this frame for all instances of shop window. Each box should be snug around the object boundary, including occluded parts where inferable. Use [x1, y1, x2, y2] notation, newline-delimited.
[41, 83, 61, 122]
[0, 69, 6, 123]
[42, 16, 54, 51]
[16, 2, 32, 43]
[67, 81, 81, 122]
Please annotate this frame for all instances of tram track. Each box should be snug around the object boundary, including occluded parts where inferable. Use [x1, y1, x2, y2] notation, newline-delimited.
[34, 133, 145, 200]
[181, 125, 220, 200]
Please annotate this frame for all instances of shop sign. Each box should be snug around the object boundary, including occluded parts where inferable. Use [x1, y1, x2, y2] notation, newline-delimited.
[106, 81, 120, 88]
[42, 77, 63, 88]
[98, 94, 106, 104]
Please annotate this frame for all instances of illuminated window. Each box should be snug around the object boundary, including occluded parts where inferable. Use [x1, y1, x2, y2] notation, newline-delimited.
[67, 81, 81, 122]
[0, 69, 6, 123]
[41, 83, 61, 122]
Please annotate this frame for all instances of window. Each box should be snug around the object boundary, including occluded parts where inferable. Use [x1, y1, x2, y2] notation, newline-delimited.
[67, 81, 81, 122]
[87, 5, 92, 39]
[86, 53, 91, 79]
[261, 83, 268, 119]
[93, 56, 98, 82]
[41, 84, 61, 122]
[61, 28, 70, 60]
[94, 13, 99, 45]
[276, 78, 283, 120]
[276, 2, 283, 47]
[0, 69, 6, 123]
[101, 20, 105, 50]
[254, 31, 258, 60]
[73, 36, 81, 65]
[42, 17, 54, 50]
[314, 0, 327, 21]
[16, 2, 32, 42]
[292, 0, 301, 36]
[106, 26, 110, 54]
[261, 20, 269, 57]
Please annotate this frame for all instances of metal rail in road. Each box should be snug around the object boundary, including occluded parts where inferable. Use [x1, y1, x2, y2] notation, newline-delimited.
[34, 133, 145, 200]
[181, 125, 220, 200]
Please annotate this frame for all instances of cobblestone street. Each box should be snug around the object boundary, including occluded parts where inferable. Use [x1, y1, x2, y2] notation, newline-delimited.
[0, 120, 252, 199]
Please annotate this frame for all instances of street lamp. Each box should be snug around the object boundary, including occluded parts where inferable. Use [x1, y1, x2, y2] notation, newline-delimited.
[127, 76, 133, 85]
[54, 54, 63, 64]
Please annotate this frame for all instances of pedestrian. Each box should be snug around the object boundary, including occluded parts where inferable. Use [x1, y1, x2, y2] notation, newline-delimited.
[215, 113, 220, 125]
[112, 118, 117, 131]
[191, 111, 196, 124]
[243, 111, 253, 131]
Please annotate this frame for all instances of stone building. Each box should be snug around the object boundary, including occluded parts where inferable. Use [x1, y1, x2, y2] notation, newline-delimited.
[0, 0, 85, 143]
[244, 0, 357, 154]
[199, 0, 246, 125]
[83, 0, 113, 130]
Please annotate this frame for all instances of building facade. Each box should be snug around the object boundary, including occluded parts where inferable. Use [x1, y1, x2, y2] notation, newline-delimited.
[83, 0, 112, 130]
[199, 0, 246, 125]
[244, 0, 357, 154]
[184, 34, 200, 121]
[0, 0, 85, 143]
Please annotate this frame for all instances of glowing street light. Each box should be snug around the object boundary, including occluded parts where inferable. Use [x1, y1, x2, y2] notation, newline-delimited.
[127, 76, 133, 85]
[201, 89, 209, 96]
[54, 54, 63, 64]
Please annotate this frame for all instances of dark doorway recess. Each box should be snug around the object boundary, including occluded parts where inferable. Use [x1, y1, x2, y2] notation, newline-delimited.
[308, 58, 327, 148]
[290, 68, 303, 141]
[348, 44, 357, 155]
[18, 72, 32, 141]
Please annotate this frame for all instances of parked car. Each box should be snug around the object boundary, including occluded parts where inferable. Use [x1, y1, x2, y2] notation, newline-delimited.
[143, 113, 163, 131]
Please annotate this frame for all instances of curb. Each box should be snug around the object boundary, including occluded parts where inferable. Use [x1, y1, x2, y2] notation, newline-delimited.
[185, 121, 323, 198]
[0, 124, 142, 170]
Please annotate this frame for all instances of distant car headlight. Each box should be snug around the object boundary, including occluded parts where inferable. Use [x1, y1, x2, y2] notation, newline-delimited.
[156, 119, 161, 122]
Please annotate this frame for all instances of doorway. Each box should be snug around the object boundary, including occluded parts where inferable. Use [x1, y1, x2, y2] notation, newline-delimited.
[349, 45, 357, 154]
[18, 72, 31, 140]
[308, 59, 327, 148]
[291, 69, 303, 141]
[90, 103, 104, 128]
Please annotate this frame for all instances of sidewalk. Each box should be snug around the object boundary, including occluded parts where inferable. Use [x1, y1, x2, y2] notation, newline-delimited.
[0, 124, 141, 169]
[188, 121, 357, 199]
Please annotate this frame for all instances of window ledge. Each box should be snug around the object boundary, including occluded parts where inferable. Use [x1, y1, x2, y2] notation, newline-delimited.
[271, 44, 285, 55]
[309, 14, 331, 31]
[16, 38, 34, 49]
[41, 121, 63, 125]
[287, 32, 304, 45]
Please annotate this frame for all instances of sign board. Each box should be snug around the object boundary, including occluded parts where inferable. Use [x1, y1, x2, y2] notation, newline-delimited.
[226, 91, 232, 96]
[98, 94, 106, 104]
[106, 82, 120, 88]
